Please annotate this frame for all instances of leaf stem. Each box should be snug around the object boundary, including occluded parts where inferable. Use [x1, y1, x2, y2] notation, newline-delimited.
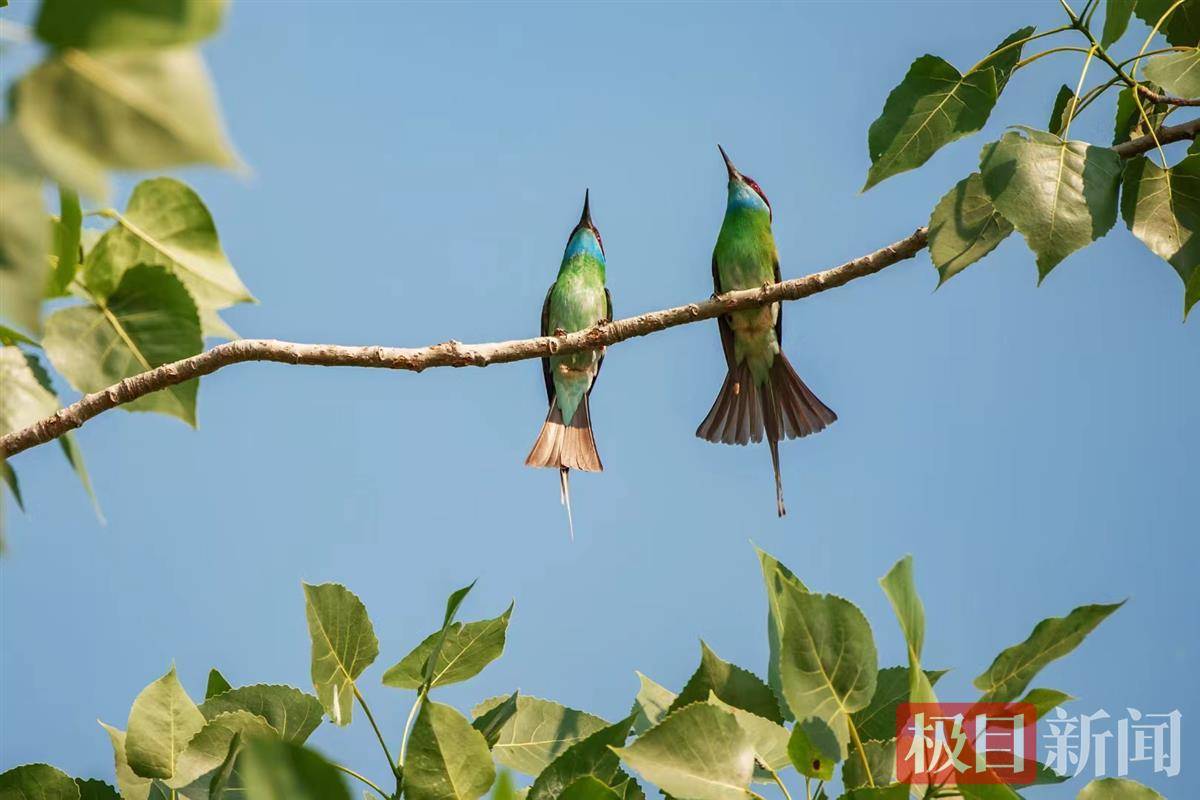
[966, 26, 1072, 74]
[848, 718, 875, 788]
[332, 763, 390, 799]
[804, 777, 812, 800]
[1063, 45, 1098, 140]
[397, 688, 426, 768]
[1012, 46, 1093, 71]
[354, 685, 401, 779]
[767, 767, 794, 800]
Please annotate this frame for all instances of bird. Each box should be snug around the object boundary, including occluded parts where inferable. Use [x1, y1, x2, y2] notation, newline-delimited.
[525, 190, 612, 539]
[696, 145, 837, 517]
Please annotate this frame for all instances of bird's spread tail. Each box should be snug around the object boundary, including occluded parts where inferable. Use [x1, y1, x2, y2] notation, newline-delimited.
[695, 354, 836, 516]
[526, 397, 602, 539]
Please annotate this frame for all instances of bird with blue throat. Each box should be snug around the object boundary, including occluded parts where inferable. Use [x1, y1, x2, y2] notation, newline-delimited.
[696, 146, 837, 517]
[525, 191, 612, 538]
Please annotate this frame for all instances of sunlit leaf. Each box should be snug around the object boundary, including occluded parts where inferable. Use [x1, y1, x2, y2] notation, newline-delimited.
[126, 665, 207, 780]
[1101, 0, 1137, 47]
[1076, 777, 1165, 799]
[301, 582, 379, 726]
[668, 641, 782, 723]
[0, 763, 80, 799]
[1018, 688, 1074, 719]
[405, 700, 496, 800]
[527, 716, 640, 800]
[879, 556, 934, 705]
[927, 172, 1014, 284]
[240, 739, 351, 800]
[756, 547, 807, 722]
[1121, 154, 1200, 316]
[35, 0, 227, 50]
[557, 777, 622, 800]
[472, 695, 608, 776]
[840, 739, 896, 790]
[167, 710, 277, 789]
[851, 666, 947, 741]
[988, 26, 1036, 93]
[786, 719, 838, 781]
[99, 722, 153, 800]
[383, 603, 512, 690]
[1143, 48, 1200, 98]
[0, 173, 48, 335]
[630, 673, 675, 735]
[50, 186, 82, 297]
[1135, 0, 1200, 47]
[200, 684, 324, 744]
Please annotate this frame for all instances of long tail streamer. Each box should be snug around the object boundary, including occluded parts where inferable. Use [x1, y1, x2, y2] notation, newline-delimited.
[559, 467, 575, 541]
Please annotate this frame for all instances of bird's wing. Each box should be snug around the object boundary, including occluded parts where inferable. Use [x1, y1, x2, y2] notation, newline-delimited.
[712, 253, 737, 369]
[773, 255, 784, 344]
[540, 283, 554, 404]
[588, 288, 613, 395]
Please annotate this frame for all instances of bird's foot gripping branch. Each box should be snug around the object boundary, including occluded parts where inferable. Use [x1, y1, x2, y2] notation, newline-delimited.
[0, 547, 1164, 800]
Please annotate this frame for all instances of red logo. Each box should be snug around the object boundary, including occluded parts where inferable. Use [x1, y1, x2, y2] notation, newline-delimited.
[896, 702, 1038, 785]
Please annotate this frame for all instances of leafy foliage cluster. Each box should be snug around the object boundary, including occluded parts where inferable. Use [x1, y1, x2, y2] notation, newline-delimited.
[0, 549, 1159, 800]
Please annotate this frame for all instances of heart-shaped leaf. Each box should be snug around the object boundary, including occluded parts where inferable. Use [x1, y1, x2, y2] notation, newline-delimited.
[928, 172, 1015, 284]
[383, 603, 512, 690]
[0, 764, 80, 799]
[527, 716, 641, 800]
[1143, 49, 1200, 98]
[667, 641, 783, 723]
[167, 710, 278, 789]
[404, 701, 496, 800]
[0, 173, 49, 335]
[472, 695, 609, 776]
[126, 665, 207, 780]
[302, 582, 379, 726]
[200, 685, 324, 744]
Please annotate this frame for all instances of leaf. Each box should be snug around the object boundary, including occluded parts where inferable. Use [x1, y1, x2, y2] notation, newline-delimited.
[557, 778, 621, 800]
[200, 684, 324, 744]
[974, 602, 1123, 702]
[423, 581, 478, 687]
[668, 641, 783, 723]
[473, 691, 519, 748]
[492, 771, 519, 800]
[706, 694, 791, 775]
[301, 582, 379, 726]
[205, 670, 232, 700]
[879, 556, 934, 705]
[0, 764, 80, 799]
[980, 128, 1123, 279]
[613, 703, 755, 800]
[0, 173, 49, 335]
[205, 731, 242, 800]
[383, 603, 513, 690]
[1113, 85, 1168, 145]
[1048, 85, 1075, 136]
[239, 739, 351, 800]
[50, 186, 82, 297]
[14, 48, 236, 179]
[84, 178, 252, 338]
[1143, 48, 1200, 98]
[472, 695, 609, 776]
[851, 666, 948, 741]
[840, 739, 895, 790]
[987, 26, 1037, 93]
[43, 265, 202, 424]
[1076, 777, 1165, 799]
[1101, 0, 1138, 47]
[787, 720, 839, 781]
[75, 779, 120, 800]
[125, 665, 207, 780]
[863, 55, 998, 190]
[99, 722, 153, 800]
[777, 588, 878, 759]
[839, 786, 910, 800]
[405, 700, 496, 800]
[1135, 0, 1200, 47]
[527, 716, 639, 800]
[35, 0, 227, 50]
[0, 347, 60, 439]
[1187, 262, 1200, 318]
[630, 673, 676, 736]
[928, 172, 1015, 284]
[1018, 687, 1073, 718]
[3, 460, 24, 512]
[756, 547, 808, 722]
[1121, 153, 1200, 305]
[167, 710, 278, 789]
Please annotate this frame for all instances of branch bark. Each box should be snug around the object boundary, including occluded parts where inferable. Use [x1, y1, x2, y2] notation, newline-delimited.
[2, 118, 1195, 459]
[1137, 85, 1200, 108]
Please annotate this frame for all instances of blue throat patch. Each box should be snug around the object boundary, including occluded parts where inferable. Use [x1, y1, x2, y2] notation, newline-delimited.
[727, 180, 769, 213]
[562, 228, 605, 262]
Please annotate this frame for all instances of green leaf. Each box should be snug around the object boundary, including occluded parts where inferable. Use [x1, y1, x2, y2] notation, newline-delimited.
[840, 739, 895, 790]
[1076, 778, 1165, 799]
[980, 128, 1123, 279]
[1135, 0, 1200, 47]
[472, 695, 609, 776]
[205, 730, 243, 800]
[473, 690, 519, 748]
[668, 641, 783, 723]
[612, 704, 755, 800]
[167, 710, 278, 789]
[1143, 48, 1200, 98]
[405, 700, 496, 800]
[422, 581, 478, 687]
[99, 722, 153, 800]
[126, 665, 207, 780]
[50, 187, 82, 298]
[205, 670, 232, 700]
[851, 666, 948, 741]
[838, 785, 910, 800]
[928, 172, 1015, 284]
[0, 764, 80, 799]
[527, 716, 639, 800]
[1121, 154, 1200, 315]
[491, 771, 519, 800]
[777, 589, 878, 759]
[1187, 261, 1200, 318]
[974, 602, 1123, 702]
[0, 325, 38, 347]
[757, 547, 808, 722]
[706, 694, 791, 776]
[1113, 85, 1168, 145]
[630, 673, 676, 735]
[200, 684, 324, 744]
[987, 26, 1037, 93]
[301, 582, 379, 726]
[557, 778, 621, 800]
[1018, 687, 1074, 718]
[383, 603, 513, 690]
[786, 719, 838, 781]
[863, 55, 998, 190]
[879, 556, 934, 705]
[240, 739, 351, 800]
[0, 117, 108, 201]
[1101, 0, 1138, 47]
[14, 49, 237, 179]
[43, 265, 202, 424]
[955, 786, 1023, 800]
[3, 460, 24, 512]
[35, 0, 227, 50]
[1048, 85, 1075, 137]
[0, 347, 60, 439]
[0, 173, 49, 335]
[84, 178, 252, 338]
[75, 779, 120, 800]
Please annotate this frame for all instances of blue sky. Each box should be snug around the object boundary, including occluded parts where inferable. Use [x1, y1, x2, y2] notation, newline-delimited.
[2, 1, 1196, 797]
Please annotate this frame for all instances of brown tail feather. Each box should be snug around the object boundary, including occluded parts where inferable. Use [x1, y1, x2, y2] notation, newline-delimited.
[524, 396, 603, 472]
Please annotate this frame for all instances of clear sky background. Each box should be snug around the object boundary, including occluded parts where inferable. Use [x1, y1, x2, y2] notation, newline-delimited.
[2, 1, 1196, 797]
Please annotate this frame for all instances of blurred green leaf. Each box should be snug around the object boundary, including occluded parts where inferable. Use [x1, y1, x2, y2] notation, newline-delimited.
[200, 684, 324, 744]
[928, 172, 1015, 284]
[613, 704, 754, 800]
[1144, 49, 1200, 98]
[35, 0, 227, 50]
[1135, 0, 1200, 47]
[383, 603, 512, 690]
[126, 665, 206, 780]
[0, 173, 49, 335]
[527, 716, 640, 800]
[1121, 154, 1200, 317]
[1076, 777, 1165, 799]
[50, 186, 82, 297]
[980, 128, 1122, 280]
[491, 771, 519, 800]
[472, 695, 608, 776]
[0, 119, 108, 201]
[0, 764, 80, 799]
[557, 777, 622, 800]
[205, 731, 243, 800]
[757, 547, 807, 722]
[630, 673, 675, 735]
[879, 556, 934, 705]
[405, 700, 496, 800]
[301, 582, 378, 726]
[851, 666, 947, 741]
[44, 265, 202, 424]
[840, 739, 895, 790]
[668, 641, 782, 723]
[99, 722, 154, 800]
[974, 602, 1123, 702]
[75, 779, 120, 800]
[240, 739, 351, 800]
[1101, 0, 1137, 47]
[206, 669, 233, 700]
[168, 710, 277, 789]
[0, 346, 60, 439]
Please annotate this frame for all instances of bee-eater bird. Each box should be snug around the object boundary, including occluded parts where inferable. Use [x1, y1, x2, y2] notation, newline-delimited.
[696, 146, 837, 517]
[525, 191, 612, 538]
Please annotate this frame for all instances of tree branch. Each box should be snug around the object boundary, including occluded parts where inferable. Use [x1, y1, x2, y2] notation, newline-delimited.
[2, 118, 1195, 460]
[1137, 85, 1200, 108]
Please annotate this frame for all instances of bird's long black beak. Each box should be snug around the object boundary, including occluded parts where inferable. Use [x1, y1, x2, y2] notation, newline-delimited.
[718, 144, 738, 180]
[578, 189, 593, 230]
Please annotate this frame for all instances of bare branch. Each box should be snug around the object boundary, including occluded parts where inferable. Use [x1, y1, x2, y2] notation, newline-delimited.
[1137, 86, 1200, 108]
[2, 118, 1195, 459]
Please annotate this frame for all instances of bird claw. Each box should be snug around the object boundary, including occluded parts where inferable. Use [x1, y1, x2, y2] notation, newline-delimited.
[552, 327, 568, 337]
[596, 317, 611, 327]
